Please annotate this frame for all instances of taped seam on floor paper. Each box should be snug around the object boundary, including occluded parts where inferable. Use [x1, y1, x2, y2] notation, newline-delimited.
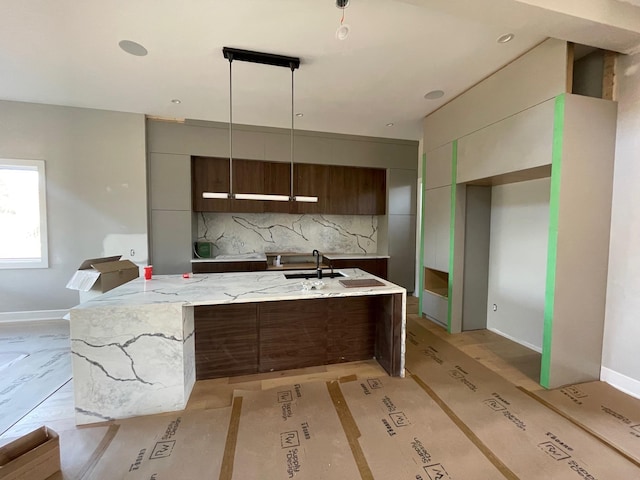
[410, 374, 519, 480]
[326, 381, 374, 480]
[78, 424, 120, 480]
[518, 386, 640, 469]
[219, 396, 243, 480]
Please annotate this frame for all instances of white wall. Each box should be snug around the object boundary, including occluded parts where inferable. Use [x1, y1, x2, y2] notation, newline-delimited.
[486, 178, 550, 352]
[602, 51, 640, 391]
[0, 101, 147, 313]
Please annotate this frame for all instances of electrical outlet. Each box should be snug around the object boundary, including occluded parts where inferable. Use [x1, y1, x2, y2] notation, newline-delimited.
[130, 249, 135, 257]
[492, 304, 497, 312]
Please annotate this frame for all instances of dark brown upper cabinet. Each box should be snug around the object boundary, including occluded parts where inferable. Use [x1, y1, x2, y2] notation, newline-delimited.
[232, 159, 265, 213]
[192, 156, 386, 215]
[192, 156, 230, 212]
[291, 163, 329, 214]
[263, 161, 291, 213]
[326, 165, 386, 215]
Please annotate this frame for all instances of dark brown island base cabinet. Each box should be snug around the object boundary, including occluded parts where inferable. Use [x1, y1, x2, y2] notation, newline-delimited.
[191, 156, 386, 215]
[191, 261, 268, 274]
[194, 294, 403, 380]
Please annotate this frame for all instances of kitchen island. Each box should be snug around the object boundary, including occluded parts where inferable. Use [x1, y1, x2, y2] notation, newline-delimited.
[69, 268, 406, 425]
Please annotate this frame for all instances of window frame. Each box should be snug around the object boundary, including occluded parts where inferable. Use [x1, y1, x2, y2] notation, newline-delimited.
[0, 158, 49, 269]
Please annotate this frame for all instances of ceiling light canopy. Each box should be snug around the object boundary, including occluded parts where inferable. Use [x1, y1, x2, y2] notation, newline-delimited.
[118, 40, 148, 57]
[171, 99, 181, 104]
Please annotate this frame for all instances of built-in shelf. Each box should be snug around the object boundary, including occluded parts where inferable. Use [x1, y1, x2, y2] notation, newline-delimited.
[424, 267, 448, 298]
[422, 267, 449, 326]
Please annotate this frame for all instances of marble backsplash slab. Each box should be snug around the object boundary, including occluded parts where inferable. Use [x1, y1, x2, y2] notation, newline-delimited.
[197, 213, 378, 255]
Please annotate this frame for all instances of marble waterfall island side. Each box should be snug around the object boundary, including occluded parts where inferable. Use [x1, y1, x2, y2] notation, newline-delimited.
[69, 269, 406, 425]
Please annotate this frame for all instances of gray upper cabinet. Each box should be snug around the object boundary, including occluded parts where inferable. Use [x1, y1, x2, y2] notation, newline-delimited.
[149, 153, 191, 211]
[424, 143, 452, 189]
[423, 186, 451, 273]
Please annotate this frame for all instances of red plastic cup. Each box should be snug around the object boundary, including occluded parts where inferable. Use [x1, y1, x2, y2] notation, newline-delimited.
[144, 265, 153, 280]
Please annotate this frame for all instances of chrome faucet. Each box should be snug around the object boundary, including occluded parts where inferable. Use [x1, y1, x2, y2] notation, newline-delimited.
[312, 249, 322, 279]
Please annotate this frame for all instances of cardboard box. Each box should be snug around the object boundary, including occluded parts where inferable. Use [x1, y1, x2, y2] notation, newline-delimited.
[0, 426, 60, 480]
[66, 255, 139, 302]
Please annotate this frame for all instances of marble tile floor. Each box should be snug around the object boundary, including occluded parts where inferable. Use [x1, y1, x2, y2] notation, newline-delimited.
[0, 296, 543, 443]
[0, 319, 72, 436]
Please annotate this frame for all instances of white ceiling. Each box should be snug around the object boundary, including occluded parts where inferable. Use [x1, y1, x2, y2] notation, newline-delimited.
[1, 0, 640, 141]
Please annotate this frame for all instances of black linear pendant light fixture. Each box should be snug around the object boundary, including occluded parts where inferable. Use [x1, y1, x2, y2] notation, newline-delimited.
[202, 47, 317, 203]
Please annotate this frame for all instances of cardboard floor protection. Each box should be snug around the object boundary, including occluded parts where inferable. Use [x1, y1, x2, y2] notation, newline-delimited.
[228, 381, 362, 479]
[406, 318, 640, 479]
[337, 375, 510, 479]
[83, 408, 231, 479]
[228, 377, 514, 479]
[529, 380, 640, 465]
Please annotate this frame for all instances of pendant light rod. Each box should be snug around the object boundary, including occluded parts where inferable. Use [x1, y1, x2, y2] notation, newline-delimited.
[290, 64, 295, 200]
[228, 54, 233, 197]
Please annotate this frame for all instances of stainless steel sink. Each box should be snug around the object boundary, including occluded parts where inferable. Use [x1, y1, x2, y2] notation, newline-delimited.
[284, 271, 346, 279]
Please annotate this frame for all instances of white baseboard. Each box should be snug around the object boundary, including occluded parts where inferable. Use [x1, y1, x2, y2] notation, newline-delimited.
[487, 327, 543, 353]
[600, 366, 640, 400]
[0, 309, 69, 324]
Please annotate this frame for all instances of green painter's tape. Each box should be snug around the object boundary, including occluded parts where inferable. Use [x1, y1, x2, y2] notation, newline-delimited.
[419, 153, 427, 315]
[447, 141, 458, 333]
[541, 94, 565, 388]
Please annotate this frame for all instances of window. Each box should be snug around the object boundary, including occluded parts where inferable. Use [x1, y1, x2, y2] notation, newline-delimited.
[0, 159, 48, 269]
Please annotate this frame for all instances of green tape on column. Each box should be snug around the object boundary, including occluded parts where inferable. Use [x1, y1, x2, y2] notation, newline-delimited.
[541, 94, 565, 388]
[419, 152, 427, 315]
[447, 141, 457, 333]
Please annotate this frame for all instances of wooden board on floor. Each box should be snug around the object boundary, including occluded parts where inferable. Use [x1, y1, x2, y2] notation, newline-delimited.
[405, 319, 640, 479]
[527, 381, 640, 465]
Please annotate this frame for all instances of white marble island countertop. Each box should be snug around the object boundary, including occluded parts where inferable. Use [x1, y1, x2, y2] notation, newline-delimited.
[74, 268, 404, 310]
[69, 268, 405, 426]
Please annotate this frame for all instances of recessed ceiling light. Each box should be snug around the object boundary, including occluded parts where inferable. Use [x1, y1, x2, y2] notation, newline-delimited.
[296, 113, 304, 117]
[386, 123, 394, 127]
[424, 90, 445, 100]
[497, 33, 515, 44]
[171, 99, 181, 104]
[119, 40, 148, 56]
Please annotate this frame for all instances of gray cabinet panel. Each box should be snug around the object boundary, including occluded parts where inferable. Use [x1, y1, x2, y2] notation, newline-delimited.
[265, 133, 291, 162]
[457, 99, 554, 183]
[293, 135, 332, 164]
[151, 210, 192, 275]
[388, 169, 417, 215]
[423, 186, 451, 272]
[232, 129, 265, 160]
[149, 153, 191, 211]
[425, 143, 452, 189]
[388, 214, 416, 292]
[147, 121, 229, 157]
